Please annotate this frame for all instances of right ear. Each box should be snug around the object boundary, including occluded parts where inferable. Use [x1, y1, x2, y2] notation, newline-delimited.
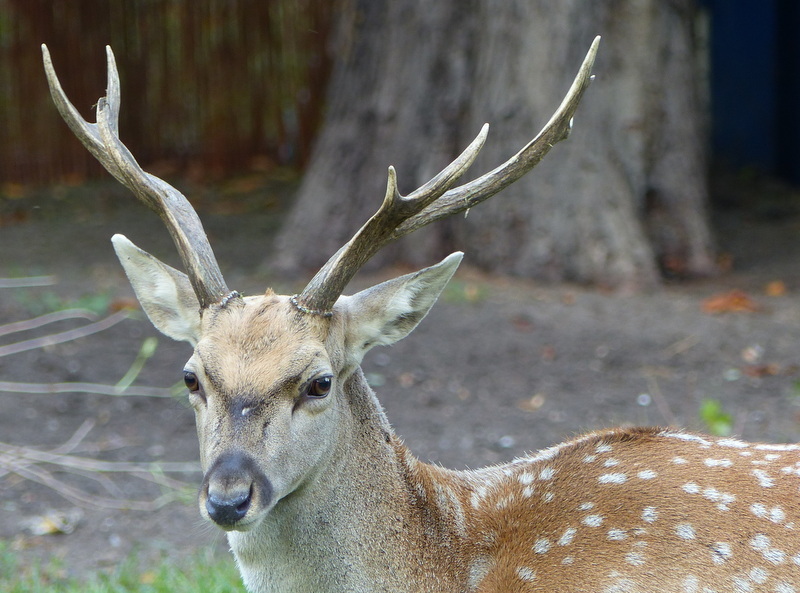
[112, 234, 202, 345]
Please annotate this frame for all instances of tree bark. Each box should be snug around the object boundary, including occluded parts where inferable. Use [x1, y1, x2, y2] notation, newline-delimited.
[275, 0, 715, 290]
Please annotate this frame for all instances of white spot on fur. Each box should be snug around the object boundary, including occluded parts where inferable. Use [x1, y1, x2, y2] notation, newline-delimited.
[676, 523, 696, 540]
[583, 454, 597, 463]
[751, 534, 771, 551]
[603, 458, 620, 467]
[579, 502, 595, 511]
[749, 567, 769, 584]
[637, 469, 657, 480]
[704, 458, 733, 468]
[521, 485, 534, 498]
[661, 431, 712, 446]
[672, 457, 688, 464]
[751, 503, 767, 519]
[711, 541, 732, 564]
[702, 487, 735, 510]
[642, 506, 658, 523]
[518, 471, 535, 485]
[755, 443, 800, 451]
[539, 467, 556, 480]
[764, 548, 786, 564]
[775, 583, 797, 593]
[595, 443, 613, 453]
[533, 538, 551, 554]
[558, 527, 577, 546]
[682, 482, 700, 494]
[583, 514, 604, 527]
[607, 528, 628, 541]
[599, 473, 628, 484]
[562, 556, 574, 565]
[516, 566, 536, 582]
[542, 492, 555, 503]
[682, 574, 699, 593]
[625, 551, 646, 566]
[718, 438, 749, 448]
[752, 469, 775, 488]
[467, 556, 492, 591]
[732, 576, 752, 592]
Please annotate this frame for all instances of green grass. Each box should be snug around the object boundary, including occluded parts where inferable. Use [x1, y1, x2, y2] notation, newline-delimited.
[0, 544, 244, 592]
[698, 398, 734, 437]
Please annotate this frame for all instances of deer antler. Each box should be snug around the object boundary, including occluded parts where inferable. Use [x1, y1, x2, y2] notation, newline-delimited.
[293, 36, 600, 316]
[41, 45, 229, 310]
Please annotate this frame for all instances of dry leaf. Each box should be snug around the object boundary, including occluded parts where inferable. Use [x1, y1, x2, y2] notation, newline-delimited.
[518, 393, 546, 412]
[701, 290, 760, 314]
[742, 364, 781, 378]
[765, 280, 787, 297]
[21, 509, 82, 536]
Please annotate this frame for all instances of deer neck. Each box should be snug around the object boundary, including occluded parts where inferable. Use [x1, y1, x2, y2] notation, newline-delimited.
[227, 368, 474, 593]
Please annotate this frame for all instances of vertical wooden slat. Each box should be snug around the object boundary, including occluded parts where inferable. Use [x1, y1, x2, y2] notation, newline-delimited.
[0, 0, 333, 187]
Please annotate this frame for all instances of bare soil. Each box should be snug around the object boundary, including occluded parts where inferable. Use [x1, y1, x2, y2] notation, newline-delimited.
[3, 178, 800, 578]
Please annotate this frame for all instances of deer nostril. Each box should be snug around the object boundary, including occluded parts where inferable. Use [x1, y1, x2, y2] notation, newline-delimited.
[206, 488, 251, 527]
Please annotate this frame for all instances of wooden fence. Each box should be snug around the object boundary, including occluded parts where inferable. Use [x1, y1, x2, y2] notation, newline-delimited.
[0, 0, 332, 187]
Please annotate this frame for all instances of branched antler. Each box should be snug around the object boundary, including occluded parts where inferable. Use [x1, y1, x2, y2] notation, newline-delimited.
[42, 45, 229, 309]
[294, 36, 600, 316]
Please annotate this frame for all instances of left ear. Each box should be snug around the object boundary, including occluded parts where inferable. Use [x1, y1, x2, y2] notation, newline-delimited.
[337, 252, 463, 364]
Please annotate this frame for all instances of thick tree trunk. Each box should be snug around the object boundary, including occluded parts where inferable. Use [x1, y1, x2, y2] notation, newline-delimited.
[275, 0, 715, 290]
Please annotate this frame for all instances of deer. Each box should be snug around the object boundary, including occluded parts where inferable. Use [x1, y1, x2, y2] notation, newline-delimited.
[41, 37, 800, 592]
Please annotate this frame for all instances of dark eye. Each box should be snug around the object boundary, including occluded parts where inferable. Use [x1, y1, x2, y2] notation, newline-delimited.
[307, 376, 332, 398]
[184, 371, 200, 392]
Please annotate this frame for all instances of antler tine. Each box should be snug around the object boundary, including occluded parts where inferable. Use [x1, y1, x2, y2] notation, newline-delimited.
[42, 45, 229, 310]
[293, 123, 489, 316]
[397, 36, 600, 237]
[294, 36, 600, 317]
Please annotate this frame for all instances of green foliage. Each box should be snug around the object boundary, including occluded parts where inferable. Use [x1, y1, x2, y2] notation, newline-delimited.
[116, 337, 160, 391]
[0, 544, 244, 592]
[442, 279, 489, 304]
[14, 289, 112, 317]
[698, 398, 734, 437]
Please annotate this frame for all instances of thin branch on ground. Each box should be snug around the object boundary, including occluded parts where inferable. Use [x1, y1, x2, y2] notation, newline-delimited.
[0, 380, 178, 398]
[0, 276, 58, 288]
[0, 420, 198, 510]
[0, 308, 99, 337]
[0, 310, 130, 357]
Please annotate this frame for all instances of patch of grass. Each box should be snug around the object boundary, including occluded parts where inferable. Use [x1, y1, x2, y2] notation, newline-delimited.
[442, 279, 489, 304]
[698, 398, 734, 437]
[0, 544, 244, 592]
[14, 289, 112, 317]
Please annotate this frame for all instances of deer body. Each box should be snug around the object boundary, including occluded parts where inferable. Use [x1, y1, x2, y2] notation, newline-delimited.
[42, 38, 800, 592]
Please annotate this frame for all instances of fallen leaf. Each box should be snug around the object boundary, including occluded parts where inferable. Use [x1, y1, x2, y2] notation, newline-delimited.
[701, 290, 760, 314]
[518, 393, 546, 412]
[743, 364, 781, 378]
[21, 509, 82, 536]
[765, 280, 787, 297]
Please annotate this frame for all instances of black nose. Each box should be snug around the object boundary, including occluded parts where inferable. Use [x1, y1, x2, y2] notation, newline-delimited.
[206, 487, 252, 526]
[202, 451, 272, 528]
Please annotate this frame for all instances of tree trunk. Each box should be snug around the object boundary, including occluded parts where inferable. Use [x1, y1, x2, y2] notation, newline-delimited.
[275, 0, 715, 290]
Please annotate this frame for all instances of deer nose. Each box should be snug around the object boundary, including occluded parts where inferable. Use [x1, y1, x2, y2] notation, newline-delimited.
[206, 487, 252, 526]
[202, 451, 272, 529]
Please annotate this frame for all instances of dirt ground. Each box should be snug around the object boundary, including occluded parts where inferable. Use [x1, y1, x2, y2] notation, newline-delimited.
[3, 178, 800, 579]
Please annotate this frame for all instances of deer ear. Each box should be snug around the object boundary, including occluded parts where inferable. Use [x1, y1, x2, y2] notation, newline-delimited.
[338, 252, 463, 364]
[112, 234, 202, 345]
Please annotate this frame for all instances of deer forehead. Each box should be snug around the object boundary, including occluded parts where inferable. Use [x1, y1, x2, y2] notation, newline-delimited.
[193, 293, 336, 395]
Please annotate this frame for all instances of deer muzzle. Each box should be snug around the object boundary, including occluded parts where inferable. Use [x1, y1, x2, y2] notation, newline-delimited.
[201, 451, 272, 530]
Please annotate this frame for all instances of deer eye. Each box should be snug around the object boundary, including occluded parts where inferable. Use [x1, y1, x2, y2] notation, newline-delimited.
[306, 376, 332, 398]
[184, 371, 200, 392]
